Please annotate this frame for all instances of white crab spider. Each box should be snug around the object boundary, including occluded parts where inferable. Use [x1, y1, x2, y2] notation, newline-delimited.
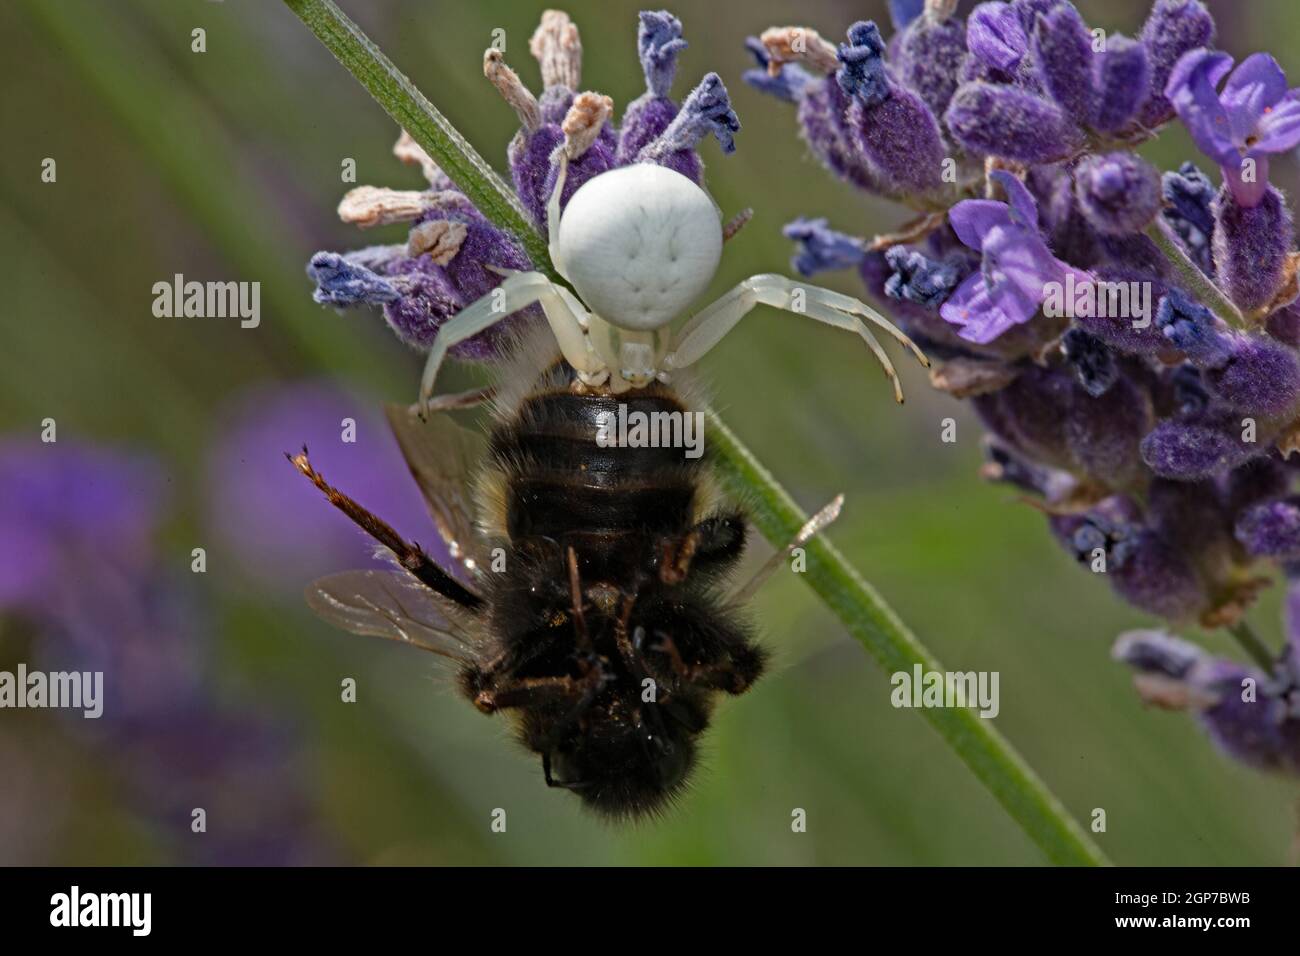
[417, 158, 928, 409]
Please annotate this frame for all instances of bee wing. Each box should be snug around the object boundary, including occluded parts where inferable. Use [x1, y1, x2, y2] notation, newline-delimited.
[306, 569, 479, 663]
[384, 403, 488, 581]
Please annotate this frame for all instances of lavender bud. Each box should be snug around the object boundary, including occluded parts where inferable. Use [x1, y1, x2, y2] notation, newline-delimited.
[1031, 2, 1095, 120]
[377, 257, 462, 350]
[1212, 185, 1295, 313]
[1140, 415, 1258, 480]
[966, 2, 1029, 74]
[783, 218, 867, 277]
[1171, 363, 1210, 417]
[1073, 152, 1161, 235]
[1162, 162, 1216, 275]
[981, 365, 1075, 468]
[1110, 529, 1206, 621]
[1090, 34, 1149, 133]
[1235, 497, 1300, 559]
[1066, 374, 1153, 487]
[1204, 335, 1300, 418]
[836, 21, 890, 107]
[837, 23, 948, 196]
[307, 251, 401, 306]
[1138, 0, 1217, 128]
[797, 80, 885, 193]
[509, 124, 565, 231]
[1061, 327, 1117, 396]
[893, 13, 969, 119]
[945, 81, 1081, 163]
[1156, 289, 1232, 366]
[883, 246, 963, 308]
[1011, 0, 1063, 32]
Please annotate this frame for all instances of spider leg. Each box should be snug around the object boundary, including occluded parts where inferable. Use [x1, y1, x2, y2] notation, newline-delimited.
[547, 152, 569, 273]
[665, 274, 928, 403]
[417, 269, 600, 414]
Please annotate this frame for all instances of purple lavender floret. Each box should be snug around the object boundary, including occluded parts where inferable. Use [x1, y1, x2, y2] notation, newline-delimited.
[1030, 2, 1095, 121]
[1091, 35, 1150, 133]
[1235, 498, 1300, 559]
[1114, 629, 1300, 775]
[892, 9, 968, 119]
[1212, 185, 1295, 313]
[741, 37, 815, 103]
[783, 218, 867, 277]
[1162, 162, 1217, 274]
[307, 251, 401, 306]
[1074, 153, 1161, 236]
[638, 71, 740, 177]
[966, 2, 1029, 75]
[1138, 0, 1216, 129]
[1155, 289, 1232, 366]
[1167, 50, 1300, 208]
[945, 81, 1080, 163]
[884, 246, 962, 308]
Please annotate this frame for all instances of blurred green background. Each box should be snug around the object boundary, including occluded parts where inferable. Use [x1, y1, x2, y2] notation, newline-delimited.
[2, 0, 1297, 865]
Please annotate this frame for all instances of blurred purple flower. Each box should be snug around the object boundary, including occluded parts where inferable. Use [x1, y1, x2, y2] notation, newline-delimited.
[0, 437, 340, 864]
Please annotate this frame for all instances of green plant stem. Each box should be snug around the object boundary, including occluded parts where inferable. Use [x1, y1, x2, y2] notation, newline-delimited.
[1228, 620, 1278, 673]
[707, 414, 1108, 866]
[1146, 219, 1246, 328]
[283, 0, 1108, 866]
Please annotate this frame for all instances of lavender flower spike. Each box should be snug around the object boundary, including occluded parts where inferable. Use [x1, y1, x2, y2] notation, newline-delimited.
[1166, 50, 1300, 208]
[783, 218, 867, 277]
[940, 170, 1090, 343]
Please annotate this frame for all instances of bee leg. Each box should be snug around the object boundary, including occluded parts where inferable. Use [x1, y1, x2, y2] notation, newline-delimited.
[473, 673, 595, 714]
[728, 494, 843, 606]
[649, 632, 765, 696]
[417, 269, 600, 416]
[664, 274, 929, 404]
